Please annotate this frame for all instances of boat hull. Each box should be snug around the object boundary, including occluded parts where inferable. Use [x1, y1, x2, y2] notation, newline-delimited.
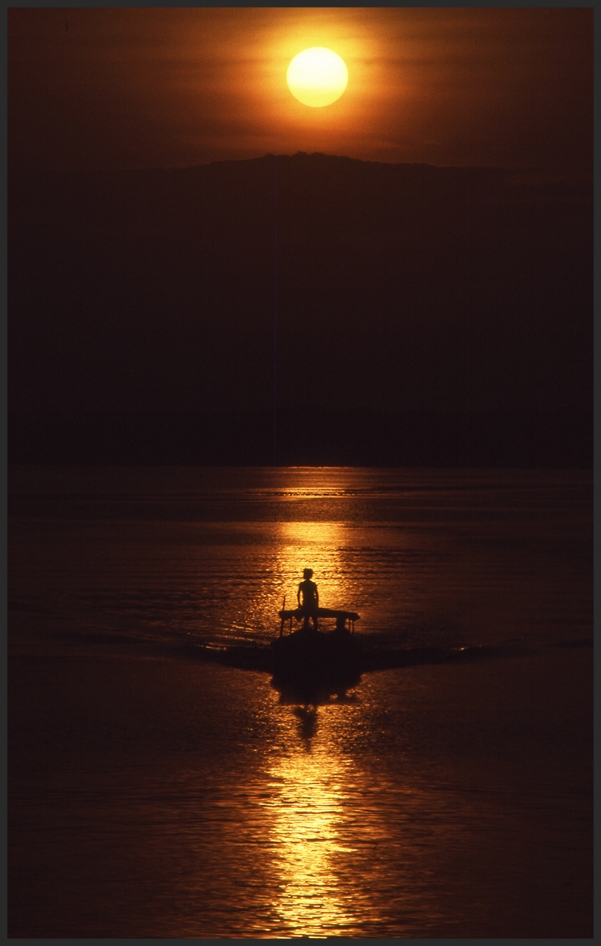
[270, 627, 362, 702]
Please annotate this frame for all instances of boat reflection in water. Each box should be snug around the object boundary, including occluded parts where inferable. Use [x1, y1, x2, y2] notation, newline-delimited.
[293, 704, 318, 740]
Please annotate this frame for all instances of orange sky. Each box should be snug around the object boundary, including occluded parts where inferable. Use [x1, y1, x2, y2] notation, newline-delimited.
[9, 7, 592, 172]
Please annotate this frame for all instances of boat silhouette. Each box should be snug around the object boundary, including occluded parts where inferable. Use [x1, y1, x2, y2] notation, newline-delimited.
[164, 609, 539, 705]
[270, 608, 362, 703]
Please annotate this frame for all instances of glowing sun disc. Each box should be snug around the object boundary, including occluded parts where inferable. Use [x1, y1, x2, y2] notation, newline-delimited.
[287, 47, 348, 108]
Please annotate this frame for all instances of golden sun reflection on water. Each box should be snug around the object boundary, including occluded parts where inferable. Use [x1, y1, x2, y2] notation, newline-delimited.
[263, 737, 357, 937]
[254, 696, 457, 938]
[275, 521, 354, 616]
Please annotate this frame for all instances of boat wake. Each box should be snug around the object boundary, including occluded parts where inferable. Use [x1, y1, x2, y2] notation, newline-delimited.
[160, 631, 574, 705]
[37, 620, 592, 706]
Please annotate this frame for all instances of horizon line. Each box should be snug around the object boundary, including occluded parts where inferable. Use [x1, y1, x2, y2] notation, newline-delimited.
[12, 153, 592, 179]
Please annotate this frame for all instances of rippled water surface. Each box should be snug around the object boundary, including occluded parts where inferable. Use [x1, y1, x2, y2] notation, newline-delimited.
[9, 465, 592, 652]
[8, 466, 593, 937]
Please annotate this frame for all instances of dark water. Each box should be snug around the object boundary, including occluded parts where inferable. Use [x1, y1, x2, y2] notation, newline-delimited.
[8, 466, 593, 937]
[8, 465, 592, 653]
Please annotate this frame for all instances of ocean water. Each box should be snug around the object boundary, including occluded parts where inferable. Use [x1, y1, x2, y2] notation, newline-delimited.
[8, 465, 592, 654]
[8, 466, 593, 937]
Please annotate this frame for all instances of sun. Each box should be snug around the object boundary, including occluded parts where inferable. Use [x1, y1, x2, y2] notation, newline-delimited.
[286, 47, 348, 108]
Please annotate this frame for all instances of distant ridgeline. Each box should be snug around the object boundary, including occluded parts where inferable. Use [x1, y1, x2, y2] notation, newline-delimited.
[9, 153, 592, 465]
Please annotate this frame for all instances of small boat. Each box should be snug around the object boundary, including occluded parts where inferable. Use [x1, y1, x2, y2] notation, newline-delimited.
[270, 607, 362, 701]
[169, 603, 530, 705]
[277, 606, 360, 636]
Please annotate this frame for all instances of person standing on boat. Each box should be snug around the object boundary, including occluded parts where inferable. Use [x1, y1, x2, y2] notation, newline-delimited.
[297, 568, 319, 631]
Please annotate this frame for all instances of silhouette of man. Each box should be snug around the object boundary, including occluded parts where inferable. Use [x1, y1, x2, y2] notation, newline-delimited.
[297, 568, 319, 631]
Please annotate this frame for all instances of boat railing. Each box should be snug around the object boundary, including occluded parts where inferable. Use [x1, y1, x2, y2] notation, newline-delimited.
[277, 607, 359, 637]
